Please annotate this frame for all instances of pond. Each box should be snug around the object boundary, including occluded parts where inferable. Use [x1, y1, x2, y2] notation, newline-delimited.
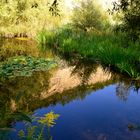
[0, 39, 140, 140]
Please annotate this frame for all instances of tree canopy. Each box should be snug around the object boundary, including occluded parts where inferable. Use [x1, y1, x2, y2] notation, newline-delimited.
[71, 0, 107, 32]
[0, 0, 62, 37]
[110, 0, 140, 41]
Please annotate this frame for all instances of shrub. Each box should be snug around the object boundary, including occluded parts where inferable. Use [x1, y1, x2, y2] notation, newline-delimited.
[71, 0, 105, 32]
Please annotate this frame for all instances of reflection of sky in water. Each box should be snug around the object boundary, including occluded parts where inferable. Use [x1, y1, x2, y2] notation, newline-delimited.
[10, 84, 140, 140]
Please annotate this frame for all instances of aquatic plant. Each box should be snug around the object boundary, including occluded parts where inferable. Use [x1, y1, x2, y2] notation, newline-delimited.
[0, 56, 57, 80]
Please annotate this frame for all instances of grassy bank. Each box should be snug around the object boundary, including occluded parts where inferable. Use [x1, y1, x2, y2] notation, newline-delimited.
[37, 27, 140, 79]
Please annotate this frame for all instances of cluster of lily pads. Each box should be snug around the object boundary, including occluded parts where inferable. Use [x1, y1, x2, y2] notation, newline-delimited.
[0, 56, 57, 79]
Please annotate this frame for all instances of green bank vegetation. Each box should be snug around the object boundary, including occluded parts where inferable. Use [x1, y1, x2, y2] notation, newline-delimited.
[40, 27, 140, 79]
[37, 0, 140, 79]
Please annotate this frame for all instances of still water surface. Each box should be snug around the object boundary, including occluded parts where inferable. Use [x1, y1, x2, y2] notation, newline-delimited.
[10, 83, 140, 140]
[0, 39, 140, 140]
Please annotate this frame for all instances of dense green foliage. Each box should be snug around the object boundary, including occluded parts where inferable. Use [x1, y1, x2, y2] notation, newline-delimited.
[0, 0, 62, 37]
[38, 27, 140, 79]
[71, 0, 107, 31]
[110, 0, 140, 41]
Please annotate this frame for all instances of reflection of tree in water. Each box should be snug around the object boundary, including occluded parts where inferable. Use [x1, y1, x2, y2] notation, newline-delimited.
[48, 46, 101, 84]
[43, 81, 116, 107]
[133, 81, 140, 93]
[0, 71, 50, 130]
[71, 59, 98, 84]
[57, 56, 99, 85]
[0, 70, 115, 134]
[116, 81, 140, 101]
[0, 39, 38, 61]
[0, 38, 5, 47]
[56, 52, 140, 102]
[116, 82, 131, 101]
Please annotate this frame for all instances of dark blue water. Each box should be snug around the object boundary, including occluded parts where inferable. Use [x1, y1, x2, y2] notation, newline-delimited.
[10, 83, 140, 140]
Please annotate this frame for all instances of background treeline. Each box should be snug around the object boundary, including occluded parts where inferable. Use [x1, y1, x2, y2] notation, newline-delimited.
[0, 0, 139, 40]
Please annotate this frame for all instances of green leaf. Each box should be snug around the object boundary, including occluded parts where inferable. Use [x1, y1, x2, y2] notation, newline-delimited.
[11, 111, 32, 123]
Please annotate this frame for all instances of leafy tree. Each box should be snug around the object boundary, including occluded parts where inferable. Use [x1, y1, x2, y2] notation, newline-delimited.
[110, 0, 140, 41]
[71, 0, 105, 32]
[0, 0, 62, 37]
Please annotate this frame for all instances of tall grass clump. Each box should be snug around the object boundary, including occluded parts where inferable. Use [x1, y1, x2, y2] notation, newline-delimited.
[36, 30, 56, 46]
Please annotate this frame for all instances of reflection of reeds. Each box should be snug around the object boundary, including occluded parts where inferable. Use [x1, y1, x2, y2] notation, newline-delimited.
[0, 39, 38, 61]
